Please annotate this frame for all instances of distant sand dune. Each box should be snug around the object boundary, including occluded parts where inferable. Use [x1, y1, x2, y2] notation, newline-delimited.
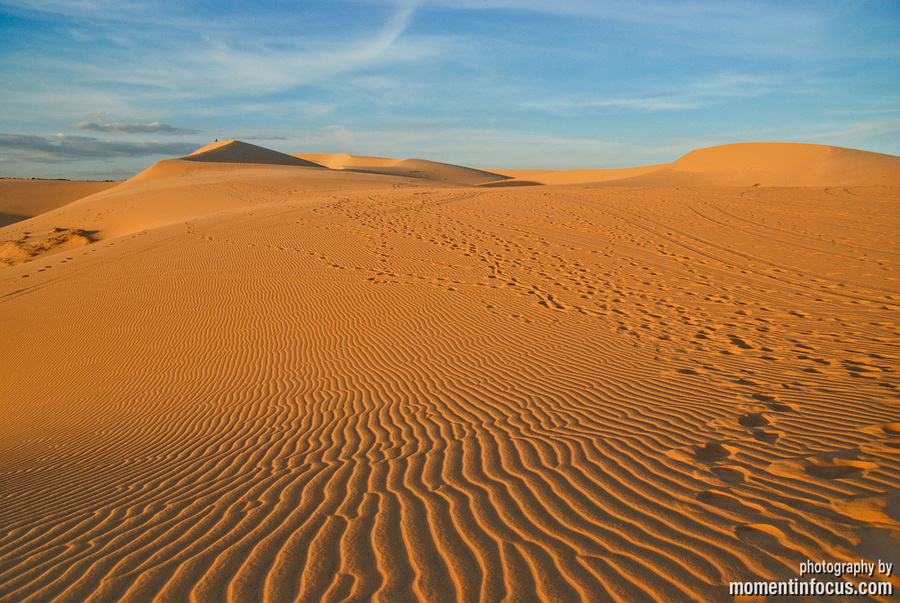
[0, 157, 450, 243]
[491, 143, 900, 187]
[1, 141, 898, 602]
[295, 153, 401, 168]
[602, 143, 900, 187]
[297, 153, 510, 186]
[347, 158, 510, 186]
[184, 139, 325, 167]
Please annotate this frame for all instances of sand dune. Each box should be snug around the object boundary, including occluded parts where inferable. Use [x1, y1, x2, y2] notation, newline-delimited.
[0, 144, 459, 256]
[491, 143, 900, 187]
[297, 153, 510, 186]
[603, 143, 900, 187]
[345, 158, 510, 186]
[184, 139, 325, 167]
[1, 141, 898, 602]
[295, 153, 402, 169]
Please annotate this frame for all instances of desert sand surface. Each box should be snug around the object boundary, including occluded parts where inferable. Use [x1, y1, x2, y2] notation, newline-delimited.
[0, 179, 119, 228]
[1, 140, 898, 602]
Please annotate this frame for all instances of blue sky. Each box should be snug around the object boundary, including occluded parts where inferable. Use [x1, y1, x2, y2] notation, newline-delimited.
[1, 0, 898, 179]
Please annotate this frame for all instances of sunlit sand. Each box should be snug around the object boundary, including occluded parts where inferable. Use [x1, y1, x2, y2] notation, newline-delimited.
[1, 140, 898, 601]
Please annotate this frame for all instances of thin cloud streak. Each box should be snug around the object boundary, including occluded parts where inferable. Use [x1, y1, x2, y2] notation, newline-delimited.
[0, 133, 199, 162]
[176, 3, 423, 95]
[521, 73, 800, 114]
[795, 117, 900, 147]
[3, 0, 431, 100]
[62, 2, 428, 98]
[68, 121, 198, 134]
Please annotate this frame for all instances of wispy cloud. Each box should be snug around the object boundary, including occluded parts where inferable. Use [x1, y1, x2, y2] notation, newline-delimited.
[150, 3, 426, 96]
[2, 0, 433, 103]
[1, 0, 897, 177]
[0, 133, 198, 162]
[0, 0, 148, 17]
[521, 73, 795, 115]
[522, 96, 700, 114]
[68, 121, 198, 134]
[241, 134, 287, 141]
[794, 117, 900, 147]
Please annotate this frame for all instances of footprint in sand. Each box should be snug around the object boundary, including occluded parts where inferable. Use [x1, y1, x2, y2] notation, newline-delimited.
[738, 412, 769, 428]
[860, 423, 900, 454]
[751, 392, 780, 405]
[767, 401, 795, 412]
[880, 422, 900, 436]
[751, 429, 779, 444]
[697, 490, 755, 511]
[728, 336, 753, 350]
[694, 442, 732, 462]
[710, 465, 747, 484]
[768, 450, 876, 481]
[804, 458, 876, 480]
[677, 367, 703, 376]
[735, 524, 788, 549]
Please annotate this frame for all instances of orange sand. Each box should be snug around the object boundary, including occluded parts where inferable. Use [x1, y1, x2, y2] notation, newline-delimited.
[1, 141, 898, 602]
[491, 142, 900, 187]
[0, 179, 119, 228]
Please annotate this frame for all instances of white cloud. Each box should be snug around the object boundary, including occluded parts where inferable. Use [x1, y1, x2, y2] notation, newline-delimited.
[793, 117, 900, 147]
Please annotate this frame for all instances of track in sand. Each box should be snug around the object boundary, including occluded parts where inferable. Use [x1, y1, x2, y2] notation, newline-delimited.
[1, 141, 898, 602]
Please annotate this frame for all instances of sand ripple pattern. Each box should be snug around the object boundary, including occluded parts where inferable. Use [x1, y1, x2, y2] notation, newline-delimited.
[1, 186, 898, 602]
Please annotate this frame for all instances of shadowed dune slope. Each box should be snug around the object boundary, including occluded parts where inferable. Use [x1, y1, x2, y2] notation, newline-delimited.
[183, 139, 324, 167]
[346, 158, 510, 186]
[1, 174, 898, 601]
[297, 153, 510, 186]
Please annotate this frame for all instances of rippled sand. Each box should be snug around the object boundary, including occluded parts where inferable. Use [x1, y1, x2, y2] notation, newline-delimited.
[1, 141, 898, 602]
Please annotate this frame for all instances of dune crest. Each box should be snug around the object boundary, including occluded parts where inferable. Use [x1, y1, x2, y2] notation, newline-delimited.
[295, 153, 401, 168]
[629, 142, 900, 187]
[297, 153, 511, 186]
[183, 139, 324, 167]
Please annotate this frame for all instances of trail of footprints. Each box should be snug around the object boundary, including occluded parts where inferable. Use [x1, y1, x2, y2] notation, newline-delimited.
[3, 184, 897, 602]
